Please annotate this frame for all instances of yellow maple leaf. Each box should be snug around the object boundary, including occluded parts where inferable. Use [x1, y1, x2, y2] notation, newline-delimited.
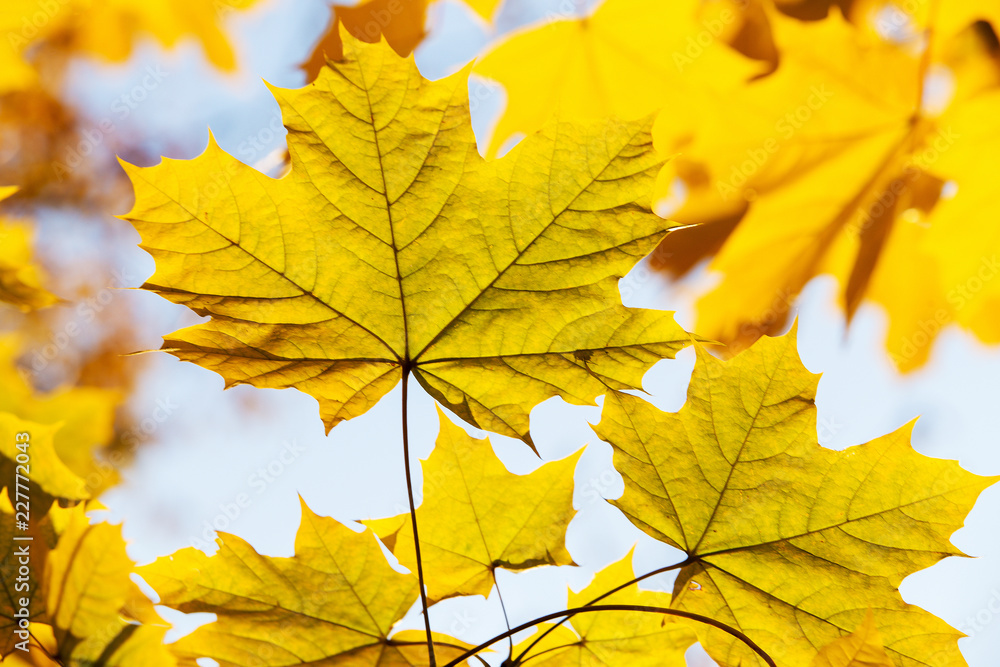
[592, 328, 997, 666]
[653, 7, 1000, 369]
[140, 498, 468, 666]
[472, 0, 762, 157]
[0, 187, 57, 311]
[368, 408, 580, 602]
[512, 548, 695, 666]
[121, 34, 692, 445]
[812, 611, 894, 667]
[0, 413, 88, 508]
[1, 503, 173, 665]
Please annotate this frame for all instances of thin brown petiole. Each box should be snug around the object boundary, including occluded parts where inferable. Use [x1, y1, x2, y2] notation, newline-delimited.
[401, 367, 436, 666]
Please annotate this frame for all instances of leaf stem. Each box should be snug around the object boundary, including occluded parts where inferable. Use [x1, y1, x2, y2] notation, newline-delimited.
[443, 604, 776, 667]
[512, 557, 693, 663]
[401, 367, 436, 667]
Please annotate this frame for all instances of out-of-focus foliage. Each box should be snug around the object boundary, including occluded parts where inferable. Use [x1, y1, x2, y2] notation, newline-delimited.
[0, 187, 57, 311]
[0, 502, 175, 666]
[301, 0, 503, 81]
[474, 0, 1000, 370]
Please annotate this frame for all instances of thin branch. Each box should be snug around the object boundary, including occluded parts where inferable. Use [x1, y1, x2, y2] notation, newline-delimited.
[492, 569, 515, 657]
[443, 604, 776, 667]
[401, 367, 436, 666]
[512, 557, 693, 663]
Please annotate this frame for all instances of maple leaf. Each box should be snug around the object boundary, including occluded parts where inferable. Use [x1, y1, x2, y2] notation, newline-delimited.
[0, 335, 122, 496]
[1, 502, 173, 665]
[812, 612, 893, 667]
[651, 7, 1000, 369]
[121, 33, 692, 445]
[367, 408, 580, 602]
[511, 549, 695, 666]
[592, 328, 997, 666]
[140, 498, 468, 666]
[0, 413, 88, 510]
[0, 187, 58, 311]
[471, 0, 761, 157]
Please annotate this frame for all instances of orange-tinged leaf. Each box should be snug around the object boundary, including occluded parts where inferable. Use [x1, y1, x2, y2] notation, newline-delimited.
[367, 408, 580, 602]
[302, 1, 429, 82]
[121, 33, 692, 445]
[593, 328, 997, 666]
[140, 499, 468, 666]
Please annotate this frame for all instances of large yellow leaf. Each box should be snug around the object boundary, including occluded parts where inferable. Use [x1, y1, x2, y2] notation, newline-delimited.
[812, 612, 893, 667]
[368, 408, 579, 602]
[592, 329, 997, 667]
[140, 499, 468, 666]
[511, 549, 695, 666]
[652, 7, 1000, 369]
[0, 187, 57, 311]
[472, 0, 761, 157]
[121, 33, 691, 445]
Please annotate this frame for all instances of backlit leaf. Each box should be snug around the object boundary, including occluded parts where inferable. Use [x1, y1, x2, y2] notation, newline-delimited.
[593, 328, 997, 666]
[121, 33, 692, 445]
[140, 499, 468, 666]
[368, 407, 580, 602]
